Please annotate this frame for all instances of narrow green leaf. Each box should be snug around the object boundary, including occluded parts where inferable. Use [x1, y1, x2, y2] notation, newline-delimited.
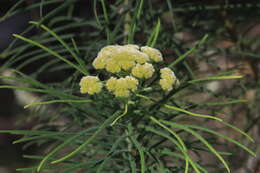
[128, 124, 145, 173]
[24, 99, 92, 109]
[13, 134, 64, 144]
[0, 0, 24, 22]
[0, 130, 59, 135]
[37, 129, 90, 172]
[50, 111, 120, 164]
[136, 94, 222, 121]
[164, 104, 223, 121]
[71, 38, 80, 55]
[144, 125, 200, 173]
[37, 0, 74, 25]
[160, 149, 208, 173]
[12, 69, 48, 89]
[162, 120, 231, 173]
[129, 155, 137, 173]
[129, 137, 145, 173]
[168, 34, 208, 68]
[110, 103, 128, 126]
[0, 85, 49, 93]
[127, 0, 145, 44]
[93, 0, 102, 27]
[221, 121, 254, 143]
[184, 124, 255, 156]
[29, 21, 88, 75]
[101, 0, 109, 24]
[147, 19, 161, 47]
[204, 99, 247, 106]
[136, 0, 144, 19]
[12, 34, 85, 74]
[96, 135, 127, 173]
[189, 75, 243, 84]
[149, 116, 190, 173]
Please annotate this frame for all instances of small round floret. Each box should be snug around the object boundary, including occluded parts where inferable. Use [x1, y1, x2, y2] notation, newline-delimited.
[106, 77, 118, 92]
[131, 63, 155, 79]
[106, 76, 139, 97]
[79, 76, 102, 95]
[125, 76, 139, 91]
[141, 46, 163, 62]
[160, 67, 176, 82]
[159, 79, 173, 91]
[159, 67, 179, 91]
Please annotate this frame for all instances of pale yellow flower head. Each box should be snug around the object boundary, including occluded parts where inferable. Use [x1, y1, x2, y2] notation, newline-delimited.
[92, 44, 165, 74]
[141, 46, 163, 62]
[134, 51, 150, 64]
[106, 76, 139, 97]
[159, 67, 178, 91]
[131, 63, 155, 79]
[92, 45, 139, 73]
[160, 67, 176, 82]
[106, 77, 118, 92]
[92, 56, 106, 69]
[79, 76, 103, 95]
[159, 79, 173, 91]
[116, 78, 130, 90]
[125, 76, 139, 91]
[105, 59, 121, 73]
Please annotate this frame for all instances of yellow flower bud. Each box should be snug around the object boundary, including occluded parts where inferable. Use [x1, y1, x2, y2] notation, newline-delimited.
[106, 77, 117, 92]
[134, 52, 150, 64]
[92, 56, 106, 69]
[116, 78, 129, 90]
[160, 67, 176, 82]
[125, 76, 139, 91]
[159, 67, 179, 91]
[141, 46, 163, 62]
[159, 79, 173, 91]
[131, 63, 155, 79]
[79, 76, 102, 95]
[106, 76, 139, 97]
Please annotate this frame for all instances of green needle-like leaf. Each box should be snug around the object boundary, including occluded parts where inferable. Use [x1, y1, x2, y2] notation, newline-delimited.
[144, 124, 200, 173]
[29, 21, 88, 75]
[149, 116, 191, 173]
[162, 120, 231, 173]
[189, 75, 243, 84]
[164, 104, 223, 121]
[24, 99, 93, 109]
[128, 125, 146, 173]
[168, 34, 208, 68]
[183, 124, 255, 156]
[13, 34, 85, 74]
[50, 111, 120, 165]
[147, 19, 161, 47]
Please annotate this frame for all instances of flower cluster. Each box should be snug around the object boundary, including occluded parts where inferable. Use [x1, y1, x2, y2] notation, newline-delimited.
[79, 44, 179, 97]
[79, 76, 102, 95]
[131, 63, 155, 79]
[92, 45, 161, 73]
[140, 46, 163, 62]
[106, 76, 138, 97]
[159, 68, 179, 91]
